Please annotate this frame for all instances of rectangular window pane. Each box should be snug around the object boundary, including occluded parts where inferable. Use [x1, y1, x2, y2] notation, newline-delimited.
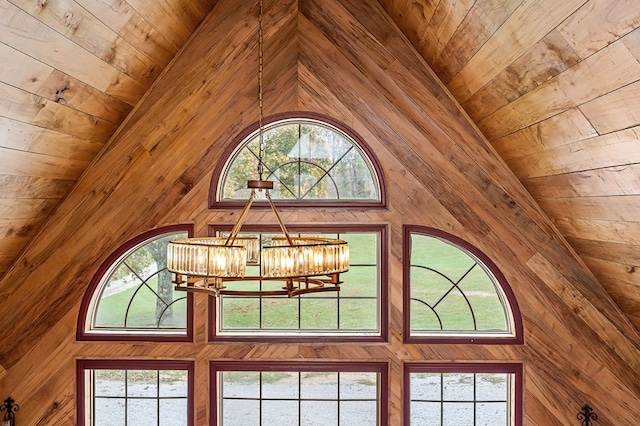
[222, 399, 259, 425]
[94, 398, 125, 426]
[408, 366, 516, 426]
[215, 230, 383, 338]
[215, 363, 385, 426]
[81, 363, 192, 426]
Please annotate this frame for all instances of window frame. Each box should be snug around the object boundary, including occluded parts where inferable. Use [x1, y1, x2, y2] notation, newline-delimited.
[76, 224, 195, 342]
[403, 225, 523, 345]
[403, 362, 523, 426]
[76, 359, 195, 426]
[210, 360, 389, 426]
[208, 223, 388, 343]
[209, 112, 387, 209]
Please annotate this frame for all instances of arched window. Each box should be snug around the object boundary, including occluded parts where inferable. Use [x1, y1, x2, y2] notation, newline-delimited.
[403, 226, 523, 344]
[77, 225, 193, 341]
[211, 113, 385, 207]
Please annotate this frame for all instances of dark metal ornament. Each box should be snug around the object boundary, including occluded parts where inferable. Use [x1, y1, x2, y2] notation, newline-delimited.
[578, 404, 597, 425]
[0, 397, 19, 425]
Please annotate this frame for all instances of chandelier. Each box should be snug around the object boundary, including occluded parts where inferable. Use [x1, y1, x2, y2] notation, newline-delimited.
[166, 0, 349, 297]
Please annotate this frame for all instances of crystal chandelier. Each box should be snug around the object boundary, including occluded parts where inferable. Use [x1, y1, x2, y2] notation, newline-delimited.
[166, 0, 349, 297]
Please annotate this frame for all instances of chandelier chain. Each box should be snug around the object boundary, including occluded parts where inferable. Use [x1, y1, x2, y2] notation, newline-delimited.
[257, 0, 265, 181]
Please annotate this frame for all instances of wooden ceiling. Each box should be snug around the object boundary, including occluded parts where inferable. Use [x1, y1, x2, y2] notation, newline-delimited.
[1, 0, 639, 333]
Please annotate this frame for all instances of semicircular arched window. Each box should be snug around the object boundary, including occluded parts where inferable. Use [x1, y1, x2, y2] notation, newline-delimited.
[77, 225, 193, 341]
[403, 226, 523, 344]
[213, 116, 384, 206]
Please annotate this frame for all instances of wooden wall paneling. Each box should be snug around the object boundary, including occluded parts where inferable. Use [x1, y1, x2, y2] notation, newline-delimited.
[477, 41, 640, 141]
[0, 198, 60, 220]
[0, 0, 145, 105]
[0, 82, 118, 142]
[490, 107, 597, 160]
[336, 0, 608, 300]
[461, 30, 581, 123]
[108, 0, 254, 143]
[537, 195, 640, 222]
[74, 0, 179, 65]
[0, 42, 54, 93]
[124, 0, 199, 49]
[419, 0, 475, 65]
[0, 175, 74, 199]
[377, 0, 440, 59]
[0, 117, 104, 160]
[0, 0, 274, 368]
[339, 1, 570, 243]
[504, 126, 640, 179]
[446, 0, 587, 102]
[554, 218, 640, 246]
[304, 0, 640, 351]
[557, 0, 640, 59]
[432, 0, 523, 84]
[9, 0, 163, 86]
[35, 70, 134, 124]
[568, 237, 640, 266]
[579, 80, 640, 134]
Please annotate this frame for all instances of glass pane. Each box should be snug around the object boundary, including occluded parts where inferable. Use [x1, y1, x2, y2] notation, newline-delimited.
[443, 373, 474, 402]
[262, 371, 299, 399]
[223, 372, 261, 398]
[221, 120, 380, 203]
[330, 150, 376, 200]
[340, 401, 377, 425]
[262, 400, 299, 425]
[128, 398, 158, 425]
[221, 297, 261, 329]
[411, 236, 476, 281]
[159, 370, 188, 397]
[409, 233, 511, 335]
[339, 372, 377, 399]
[437, 292, 475, 331]
[338, 298, 377, 330]
[94, 275, 142, 328]
[339, 266, 377, 298]
[95, 370, 125, 397]
[92, 231, 188, 332]
[476, 373, 508, 401]
[222, 399, 260, 425]
[94, 398, 125, 426]
[159, 399, 188, 426]
[301, 372, 338, 400]
[300, 298, 338, 329]
[411, 401, 441, 425]
[410, 373, 441, 401]
[477, 402, 507, 426]
[301, 401, 338, 425]
[128, 370, 158, 397]
[443, 402, 473, 426]
[261, 298, 300, 329]
[410, 298, 442, 331]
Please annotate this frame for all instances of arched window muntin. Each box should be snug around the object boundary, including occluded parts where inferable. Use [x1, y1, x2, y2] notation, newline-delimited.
[403, 225, 523, 345]
[77, 225, 194, 342]
[210, 113, 386, 208]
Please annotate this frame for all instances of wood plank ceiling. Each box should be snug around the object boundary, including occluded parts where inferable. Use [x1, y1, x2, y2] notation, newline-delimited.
[1, 0, 639, 332]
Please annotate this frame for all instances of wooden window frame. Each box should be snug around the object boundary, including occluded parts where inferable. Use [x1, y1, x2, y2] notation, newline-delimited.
[403, 225, 524, 345]
[209, 111, 387, 209]
[76, 224, 194, 342]
[210, 360, 389, 426]
[208, 224, 389, 343]
[403, 362, 523, 426]
[76, 359, 195, 426]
